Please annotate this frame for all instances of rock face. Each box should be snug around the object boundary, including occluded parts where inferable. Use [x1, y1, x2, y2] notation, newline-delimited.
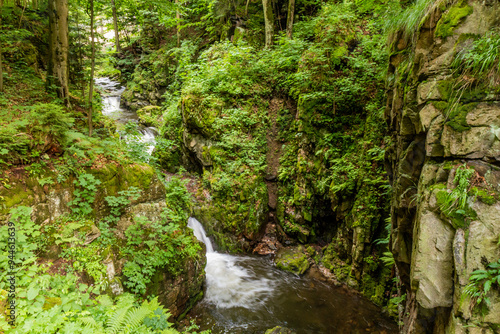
[0, 162, 204, 318]
[386, 0, 500, 332]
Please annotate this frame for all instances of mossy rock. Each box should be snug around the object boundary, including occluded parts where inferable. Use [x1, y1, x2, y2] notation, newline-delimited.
[436, 80, 453, 101]
[441, 102, 478, 132]
[435, 0, 473, 39]
[137, 105, 162, 127]
[281, 219, 310, 244]
[0, 289, 7, 316]
[265, 326, 296, 334]
[42, 297, 62, 310]
[275, 246, 310, 275]
[471, 187, 498, 205]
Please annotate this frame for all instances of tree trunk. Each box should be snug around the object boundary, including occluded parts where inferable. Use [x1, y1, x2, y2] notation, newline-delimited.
[88, 0, 95, 137]
[47, 0, 70, 107]
[286, 0, 295, 38]
[76, 9, 85, 99]
[175, 0, 180, 47]
[0, 0, 4, 93]
[111, 0, 121, 53]
[262, 0, 274, 48]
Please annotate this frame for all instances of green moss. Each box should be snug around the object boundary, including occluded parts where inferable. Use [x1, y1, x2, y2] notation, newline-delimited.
[265, 326, 295, 334]
[459, 87, 486, 103]
[281, 219, 310, 243]
[178, 291, 203, 321]
[2, 184, 32, 213]
[435, 0, 473, 39]
[430, 183, 447, 191]
[437, 80, 453, 101]
[471, 187, 497, 205]
[0, 289, 6, 317]
[446, 102, 477, 132]
[303, 210, 312, 222]
[42, 297, 62, 310]
[432, 101, 449, 111]
[137, 105, 162, 127]
[124, 164, 154, 189]
[275, 247, 310, 275]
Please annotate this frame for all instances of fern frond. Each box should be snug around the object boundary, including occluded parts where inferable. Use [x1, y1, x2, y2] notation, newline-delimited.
[124, 300, 157, 331]
[98, 294, 114, 307]
[106, 303, 133, 334]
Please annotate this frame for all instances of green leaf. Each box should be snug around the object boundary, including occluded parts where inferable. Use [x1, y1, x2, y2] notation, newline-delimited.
[484, 280, 492, 294]
[27, 286, 40, 300]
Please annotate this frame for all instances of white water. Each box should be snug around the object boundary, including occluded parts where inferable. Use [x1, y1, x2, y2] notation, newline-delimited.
[187, 217, 276, 309]
[94, 77, 156, 156]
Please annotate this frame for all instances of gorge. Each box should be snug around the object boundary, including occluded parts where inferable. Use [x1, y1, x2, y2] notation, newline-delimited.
[0, 0, 499, 333]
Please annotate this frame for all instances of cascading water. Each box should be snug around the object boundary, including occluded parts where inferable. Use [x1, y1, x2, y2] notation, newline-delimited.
[94, 77, 156, 155]
[187, 217, 398, 334]
[188, 217, 276, 309]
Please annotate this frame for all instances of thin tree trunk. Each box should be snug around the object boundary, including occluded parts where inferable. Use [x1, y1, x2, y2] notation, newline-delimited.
[111, 0, 121, 53]
[176, 0, 180, 47]
[286, 0, 294, 38]
[262, 0, 274, 48]
[88, 0, 95, 137]
[76, 9, 85, 99]
[18, 0, 27, 28]
[47, 0, 71, 107]
[0, 0, 3, 93]
[245, 0, 250, 17]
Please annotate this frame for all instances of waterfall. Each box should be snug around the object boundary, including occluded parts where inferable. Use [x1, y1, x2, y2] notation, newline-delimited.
[187, 217, 275, 309]
[187, 217, 214, 253]
[95, 77, 157, 157]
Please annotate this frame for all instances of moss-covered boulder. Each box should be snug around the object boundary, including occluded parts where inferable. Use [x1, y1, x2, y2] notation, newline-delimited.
[137, 105, 162, 127]
[265, 326, 296, 334]
[275, 246, 310, 275]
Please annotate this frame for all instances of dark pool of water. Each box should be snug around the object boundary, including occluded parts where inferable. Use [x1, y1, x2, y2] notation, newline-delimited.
[186, 254, 398, 334]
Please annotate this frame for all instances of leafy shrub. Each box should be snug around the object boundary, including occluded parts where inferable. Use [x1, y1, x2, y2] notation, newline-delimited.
[104, 186, 142, 224]
[68, 173, 102, 216]
[121, 215, 201, 295]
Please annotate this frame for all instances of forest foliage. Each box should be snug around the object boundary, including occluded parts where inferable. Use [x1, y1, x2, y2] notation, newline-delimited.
[2, 0, 500, 331]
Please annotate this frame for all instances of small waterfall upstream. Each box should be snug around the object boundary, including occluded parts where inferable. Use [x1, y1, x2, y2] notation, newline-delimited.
[95, 77, 157, 156]
[187, 217, 398, 334]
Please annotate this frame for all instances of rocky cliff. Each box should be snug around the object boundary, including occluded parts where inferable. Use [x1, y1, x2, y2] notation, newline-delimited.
[386, 0, 500, 332]
[0, 163, 205, 318]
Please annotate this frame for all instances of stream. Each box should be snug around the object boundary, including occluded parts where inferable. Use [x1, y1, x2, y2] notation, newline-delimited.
[187, 218, 398, 334]
[95, 78, 398, 334]
[95, 77, 157, 155]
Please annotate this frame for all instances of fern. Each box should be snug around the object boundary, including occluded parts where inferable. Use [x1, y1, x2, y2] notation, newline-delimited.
[123, 301, 156, 332]
[104, 295, 172, 334]
[106, 294, 135, 334]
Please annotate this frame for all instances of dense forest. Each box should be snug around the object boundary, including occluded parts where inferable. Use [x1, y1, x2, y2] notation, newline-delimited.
[0, 0, 499, 333]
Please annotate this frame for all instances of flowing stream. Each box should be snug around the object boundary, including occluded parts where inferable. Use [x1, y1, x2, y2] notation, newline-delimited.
[94, 77, 156, 155]
[187, 217, 398, 334]
[95, 77, 398, 333]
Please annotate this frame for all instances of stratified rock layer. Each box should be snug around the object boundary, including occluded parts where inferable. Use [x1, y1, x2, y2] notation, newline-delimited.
[386, 0, 500, 332]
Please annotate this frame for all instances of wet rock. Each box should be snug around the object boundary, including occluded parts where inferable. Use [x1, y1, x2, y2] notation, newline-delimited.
[265, 326, 296, 334]
[137, 105, 162, 127]
[275, 246, 310, 275]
